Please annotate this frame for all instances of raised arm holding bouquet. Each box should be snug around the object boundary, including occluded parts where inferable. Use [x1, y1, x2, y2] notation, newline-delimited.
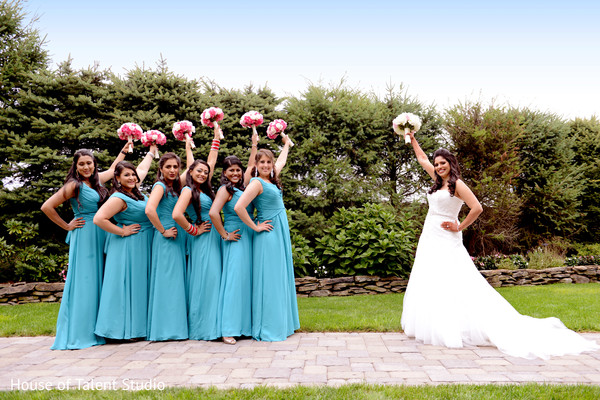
[267, 119, 294, 147]
[201, 107, 225, 139]
[118, 122, 143, 152]
[173, 120, 196, 149]
[240, 111, 263, 141]
[393, 113, 422, 144]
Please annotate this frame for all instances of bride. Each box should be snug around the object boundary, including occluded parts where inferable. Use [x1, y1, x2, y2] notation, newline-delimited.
[400, 130, 599, 359]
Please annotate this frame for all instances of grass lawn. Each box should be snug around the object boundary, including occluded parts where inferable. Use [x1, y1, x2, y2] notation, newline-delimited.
[298, 283, 600, 333]
[1, 283, 599, 336]
[2, 384, 600, 399]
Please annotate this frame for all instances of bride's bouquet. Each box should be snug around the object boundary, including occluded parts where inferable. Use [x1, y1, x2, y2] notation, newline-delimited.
[117, 122, 143, 153]
[266, 119, 294, 147]
[393, 113, 422, 144]
[141, 130, 167, 158]
[201, 107, 225, 139]
[172, 120, 196, 149]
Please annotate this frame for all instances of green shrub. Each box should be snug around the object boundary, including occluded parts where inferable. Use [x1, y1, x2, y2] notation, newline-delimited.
[497, 257, 518, 270]
[565, 255, 600, 267]
[527, 247, 565, 270]
[314, 203, 418, 277]
[473, 254, 528, 270]
[571, 243, 600, 256]
[291, 234, 324, 277]
[509, 254, 528, 269]
[0, 220, 68, 283]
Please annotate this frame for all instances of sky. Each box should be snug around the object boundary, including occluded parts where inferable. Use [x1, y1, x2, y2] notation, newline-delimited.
[23, 0, 600, 120]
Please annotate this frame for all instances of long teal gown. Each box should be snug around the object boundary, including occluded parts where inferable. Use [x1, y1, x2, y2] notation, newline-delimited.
[185, 187, 222, 340]
[147, 182, 188, 341]
[52, 184, 106, 350]
[250, 177, 300, 341]
[95, 192, 152, 339]
[218, 187, 253, 338]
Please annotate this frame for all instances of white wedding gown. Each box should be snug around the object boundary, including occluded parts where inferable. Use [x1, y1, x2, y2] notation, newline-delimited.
[401, 189, 599, 359]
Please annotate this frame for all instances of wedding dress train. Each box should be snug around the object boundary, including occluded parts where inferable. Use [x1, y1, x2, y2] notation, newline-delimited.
[401, 190, 599, 359]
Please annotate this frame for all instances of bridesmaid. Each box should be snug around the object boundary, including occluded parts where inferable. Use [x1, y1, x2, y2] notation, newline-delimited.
[145, 138, 193, 341]
[172, 125, 222, 341]
[234, 136, 300, 341]
[41, 143, 130, 350]
[93, 146, 157, 340]
[208, 132, 258, 344]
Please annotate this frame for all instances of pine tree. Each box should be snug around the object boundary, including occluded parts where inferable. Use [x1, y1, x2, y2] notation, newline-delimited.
[569, 117, 600, 243]
[516, 110, 585, 248]
[0, 0, 49, 109]
[0, 60, 116, 281]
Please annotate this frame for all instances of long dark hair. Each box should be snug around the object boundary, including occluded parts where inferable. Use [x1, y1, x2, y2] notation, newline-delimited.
[428, 148, 461, 196]
[250, 149, 282, 190]
[220, 155, 245, 195]
[64, 149, 108, 208]
[111, 161, 145, 201]
[186, 159, 215, 224]
[155, 152, 182, 197]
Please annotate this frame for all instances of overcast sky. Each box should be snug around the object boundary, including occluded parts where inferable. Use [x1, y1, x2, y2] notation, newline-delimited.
[24, 0, 600, 119]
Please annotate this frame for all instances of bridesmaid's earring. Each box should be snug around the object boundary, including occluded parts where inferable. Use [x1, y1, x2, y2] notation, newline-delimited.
[254, 169, 258, 177]
[270, 170, 274, 178]
[116, 181, 121, 188]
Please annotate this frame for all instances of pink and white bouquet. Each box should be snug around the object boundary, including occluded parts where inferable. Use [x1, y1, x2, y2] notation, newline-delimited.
[392, 113, 422, 144]
[201, 107, 225, 139]
[141, 130, 167, 158]
[240, 111, 264, 128]
[266, 119, 294, 147]
[117, 122, 143, 153]
[172, 120, 196, 148]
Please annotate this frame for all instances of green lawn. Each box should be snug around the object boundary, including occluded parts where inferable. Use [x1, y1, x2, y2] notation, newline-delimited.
[2, 384, 600, 399]
[1, 283, 599, 336]
[298, 283, 600, 333]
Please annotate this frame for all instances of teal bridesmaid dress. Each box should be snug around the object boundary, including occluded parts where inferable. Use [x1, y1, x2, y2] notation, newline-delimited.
[218, 187, 253, 338]
[95, 192, 152, 339]
[147, 182, 188, 341]
[250, 177, 300, 341]
[185, 187, 222, 340]
[51, 184, 106, 350]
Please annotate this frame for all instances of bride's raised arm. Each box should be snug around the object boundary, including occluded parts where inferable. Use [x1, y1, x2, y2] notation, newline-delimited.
[406, 131, 435, 180]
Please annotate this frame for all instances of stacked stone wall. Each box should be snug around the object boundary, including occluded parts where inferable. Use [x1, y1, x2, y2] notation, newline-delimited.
[1, 265, 598, 303]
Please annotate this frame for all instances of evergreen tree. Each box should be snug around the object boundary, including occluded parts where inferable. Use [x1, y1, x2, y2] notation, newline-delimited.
[283, 82, 444, 218]
[516, 110, 585, 248]
[0, 0, 49, 109]
[0, 60, 115, 281]
[569, 117, 600, 243]
[445, 102, 524, 255]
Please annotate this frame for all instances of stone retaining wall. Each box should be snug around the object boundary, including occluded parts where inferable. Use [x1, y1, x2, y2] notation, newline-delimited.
[1, 265, 598, 303]
[0, 282, 64, 305]
[296, 265, 600, 297]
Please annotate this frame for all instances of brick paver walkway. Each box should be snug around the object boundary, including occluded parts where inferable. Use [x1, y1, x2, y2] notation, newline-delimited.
[2, 333, 600, 390]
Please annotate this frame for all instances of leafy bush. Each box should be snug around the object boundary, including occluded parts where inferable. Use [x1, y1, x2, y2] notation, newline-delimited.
[527, 247, 565, 270]
[0, 220, 67, 283]
[314, 203, 418, 277]
[565, 255, 600, 267]
[291, 233, 325, 278]
[473, 254, 528, 270]
[571, 243, 600, 257]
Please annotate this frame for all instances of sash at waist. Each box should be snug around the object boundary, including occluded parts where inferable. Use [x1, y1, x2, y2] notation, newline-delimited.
[256, 208, 286, 221]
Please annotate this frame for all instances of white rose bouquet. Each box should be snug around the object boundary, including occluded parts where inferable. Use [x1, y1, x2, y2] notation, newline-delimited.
[393, 113, 422, 144]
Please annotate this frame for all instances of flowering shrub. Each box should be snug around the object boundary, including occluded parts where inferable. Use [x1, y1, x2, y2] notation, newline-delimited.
[472, 254, 528, 270]
[565, 255, 600, 266]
